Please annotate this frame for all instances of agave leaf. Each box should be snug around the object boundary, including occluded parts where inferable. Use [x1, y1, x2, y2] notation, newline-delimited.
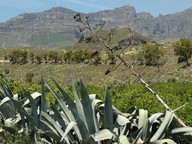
[1, 79, 14, 97]
[0, 81, 15, 109]
[41, 111, 64, 136]
[148, 113, 164, 124]
[50, 103, 76, 143]
[128, 128, 143, 144]
[137, 109, 149, 142]
[60, 121, 77, 142]
[10, 97, 39, 128]
[166, 127, 192, 136]
[70, 75, 87, 129]
[0, 97, 10, 106]
[91, 129, 116, 142]
[50, 103, 67, 129]
[0, 97, 15, 119]
[80, 80, 96, 134]
[138, 109, 148, 129]
[55, 81, 78, 118]
[0, 104, 14, 119]
[103, 87, 113, 131]
[22, 92, 41, 107]
[119, 135, 130, 144]
[24, 89, 38, 120]
[41, 74, 47, 113]
[40, 131, 62, 142]
[150, 111, 174, 142]
[92, 98, 102, 133]
[116, 115, 130, 127]
[45, 81, 86, 140]
[152, 138, 177, 144]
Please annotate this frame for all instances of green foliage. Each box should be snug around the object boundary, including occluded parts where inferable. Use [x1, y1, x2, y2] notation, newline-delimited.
[0, 130, 32, 144]
[83, 48, 92, 62]
[35, 55, 42, 64]
[173, 38, 192, 66]
[0, 76, 192, 143]
[63, 49, 73, 63]
[8, 49, 28, 64]
[48, 50, 59, 63]
[29, 52, 34, 63]
[139, 44, 163, 66]
[25, 72, 34, 84]
[71, 49, 84, 63]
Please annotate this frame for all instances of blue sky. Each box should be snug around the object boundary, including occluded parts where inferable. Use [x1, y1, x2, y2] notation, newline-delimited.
[0, 0, 192, 22]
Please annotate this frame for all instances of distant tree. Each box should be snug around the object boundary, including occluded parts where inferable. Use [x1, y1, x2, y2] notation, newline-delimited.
[29, 52, 34, 63]
[173, 38, 192, 66]
[42, 53, 48, 63]
[71, 49, 84, 63]
[143, 44, 163, 66]
[63, 49, 73, 63]
[25, 72, 34, 84]
[35, 55, 42, 64]
[8, 49, 28, 64]
[83, 48, 92, 62]
[137, 51, 145, 65]
[48, 50, 59, 63]
[20, 50, 28, 64]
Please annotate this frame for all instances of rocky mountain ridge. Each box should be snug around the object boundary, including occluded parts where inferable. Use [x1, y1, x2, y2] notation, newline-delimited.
[0, 5, 191, 48]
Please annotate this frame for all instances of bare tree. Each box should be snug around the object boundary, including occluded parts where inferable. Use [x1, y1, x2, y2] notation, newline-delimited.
[74, 13, 187, 127]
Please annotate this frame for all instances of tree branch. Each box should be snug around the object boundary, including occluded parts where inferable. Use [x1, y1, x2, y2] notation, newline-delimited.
[75, 15, 187, 127]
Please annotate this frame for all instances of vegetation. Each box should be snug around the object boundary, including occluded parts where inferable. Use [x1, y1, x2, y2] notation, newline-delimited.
[0, 76, 192, 143]
[137, 44, 163, 66]
[173, 38, 192, 66]
[8, 49, 28, 64]
[0, 15, 192, 144]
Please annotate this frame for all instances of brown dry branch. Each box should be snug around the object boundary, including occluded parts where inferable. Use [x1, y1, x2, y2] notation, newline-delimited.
[74, 14, 187, 127]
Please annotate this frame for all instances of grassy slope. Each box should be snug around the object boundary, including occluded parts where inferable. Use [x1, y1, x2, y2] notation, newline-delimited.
[63, 28, 152, 50]
[0, 42, 192, 86]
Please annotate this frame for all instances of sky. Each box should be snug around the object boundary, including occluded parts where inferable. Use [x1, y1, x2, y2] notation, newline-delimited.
[0, 0, 192, 22]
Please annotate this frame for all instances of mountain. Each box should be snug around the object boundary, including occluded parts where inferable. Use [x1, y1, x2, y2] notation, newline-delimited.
[0, 5, 191, 48]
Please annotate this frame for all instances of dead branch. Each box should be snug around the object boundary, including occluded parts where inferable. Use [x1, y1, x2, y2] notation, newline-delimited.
[74, 14, 187, 127]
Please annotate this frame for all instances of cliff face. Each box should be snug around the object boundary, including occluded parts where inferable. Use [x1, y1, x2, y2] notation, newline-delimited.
[0, 5, 191, 48]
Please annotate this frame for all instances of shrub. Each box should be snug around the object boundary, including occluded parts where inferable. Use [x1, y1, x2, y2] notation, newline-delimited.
[173, 38, 192, 66]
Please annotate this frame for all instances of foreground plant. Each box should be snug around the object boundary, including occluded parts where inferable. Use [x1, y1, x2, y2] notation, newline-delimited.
[0, 76, 192, 143]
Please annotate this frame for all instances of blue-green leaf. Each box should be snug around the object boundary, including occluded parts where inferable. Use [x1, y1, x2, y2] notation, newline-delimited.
[80, 79, 96, 134]
[103, 87, 113, 131]
[41, 74, 47, 113]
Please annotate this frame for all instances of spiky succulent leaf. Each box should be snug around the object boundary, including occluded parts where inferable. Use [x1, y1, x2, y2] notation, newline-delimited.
[80, 80, 96, 134]
[45, 81, 87, 140]
[70, 75, 87, 129]
[152, 139, 177, 144]
[104, 87, 113, 131]
[150, 111, 174, 142]
[119, 135, 130, 144]
[90, 129, 116, 142]
[41, 74, 47, 113]
[60, 121, 77, 142]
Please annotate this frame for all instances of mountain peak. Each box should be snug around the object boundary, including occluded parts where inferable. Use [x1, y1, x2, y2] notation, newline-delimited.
[45, 7, 75, 13]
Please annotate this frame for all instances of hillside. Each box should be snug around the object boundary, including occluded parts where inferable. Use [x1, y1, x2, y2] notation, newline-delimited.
[0, 42, 192, 86]
[0, 5, 192, 48]
[63, 28, 153, 50]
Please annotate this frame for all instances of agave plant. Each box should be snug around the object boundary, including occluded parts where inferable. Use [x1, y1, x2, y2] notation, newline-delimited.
[39, 75, 192, 144]
[0, 76, 47, 141]
[0, 75, 192, 144]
